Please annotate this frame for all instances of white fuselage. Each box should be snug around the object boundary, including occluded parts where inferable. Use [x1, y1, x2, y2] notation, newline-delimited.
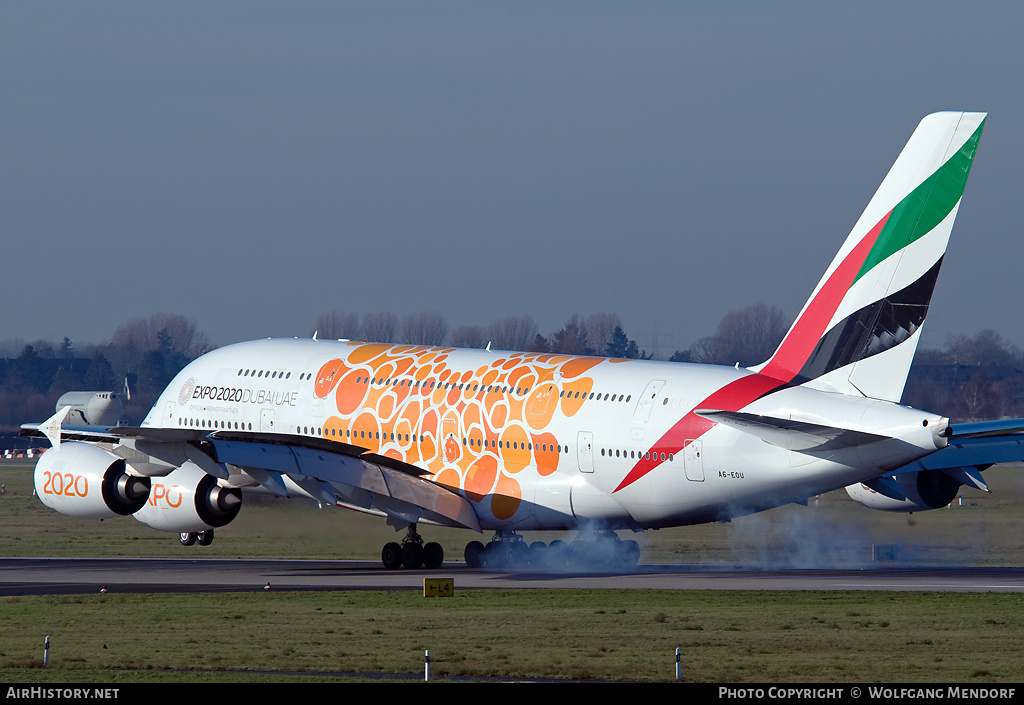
[143, 338, 946, 532]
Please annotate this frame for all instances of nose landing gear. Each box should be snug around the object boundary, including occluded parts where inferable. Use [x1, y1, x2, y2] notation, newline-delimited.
[178, 530, 215, 546]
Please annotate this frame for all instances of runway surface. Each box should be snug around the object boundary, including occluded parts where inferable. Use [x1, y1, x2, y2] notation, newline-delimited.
[2, 557, 1023, 595]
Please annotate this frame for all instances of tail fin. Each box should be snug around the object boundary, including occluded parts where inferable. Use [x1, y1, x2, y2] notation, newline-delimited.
[754, 111, 986, 402]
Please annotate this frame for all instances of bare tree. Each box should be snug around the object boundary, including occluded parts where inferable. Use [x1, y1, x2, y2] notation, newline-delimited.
[550, 314, 592, 355]
[947, 374, 1007, 421]
[402, 311, 449, 346]
[944, 330, 1022, 367]
[906, 330, 1024, 418]
[450, 325, 487, 349]
[110, 314, 210, 359]
[361, 312, 399, 344]
[585, 313, 622, 359]
[487, 315, 538, 351]
[315, 311, 362, 340]
[687, 304, 790, 367]
[101, 313, 210, 390]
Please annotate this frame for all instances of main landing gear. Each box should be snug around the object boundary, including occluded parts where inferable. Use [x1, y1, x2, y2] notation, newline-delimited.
[380, 525, 444, 570]
[464, 530, 640, 571]
[179, 530, 215, 547]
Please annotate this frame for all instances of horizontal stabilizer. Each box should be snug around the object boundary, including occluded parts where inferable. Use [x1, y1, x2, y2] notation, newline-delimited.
[943, 418, 1024, 439]
[917, 435, 1024, 470]
[859, 464, 988, 499]
[697, 409, 888, 451]
[21, 418, 123, 445]
[862, 475, 906, 500]
[941, 465, 989, 492]
[882, 430, 1024, 495]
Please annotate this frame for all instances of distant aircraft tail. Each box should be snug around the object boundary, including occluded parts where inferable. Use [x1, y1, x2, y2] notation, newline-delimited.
[753, 111, 986, 402]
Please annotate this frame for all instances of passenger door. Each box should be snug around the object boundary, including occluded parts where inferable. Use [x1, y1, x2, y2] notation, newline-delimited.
[577, 430, 594, 473]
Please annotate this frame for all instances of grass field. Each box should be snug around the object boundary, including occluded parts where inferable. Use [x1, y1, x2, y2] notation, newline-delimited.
[2, 462, 1024, 683]
[2, 590, 1023, 683]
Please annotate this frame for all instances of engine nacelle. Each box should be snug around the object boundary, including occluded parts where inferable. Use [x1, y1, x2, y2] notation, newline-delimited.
[846, 469, 962, 512]
[133, 461, 242, 533]
[34, 441, 151, 519]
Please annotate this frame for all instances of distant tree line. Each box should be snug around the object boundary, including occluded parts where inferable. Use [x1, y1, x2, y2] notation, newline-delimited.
[0, 311, 651, 430]
[662, 304, 1024, 423]
[313, 310, 652, 360]
[0, 314, 209, 429]
[2, 306, 1021, 431]
[901, 330, 1024, 422]
[666, 303, 791, 368]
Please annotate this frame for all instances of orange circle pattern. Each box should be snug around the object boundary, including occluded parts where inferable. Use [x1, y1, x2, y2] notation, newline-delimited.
[312, 344, 606, 521]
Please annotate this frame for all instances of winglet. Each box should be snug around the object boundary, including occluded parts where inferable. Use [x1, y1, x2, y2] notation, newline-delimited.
[40, 406, 72, 449]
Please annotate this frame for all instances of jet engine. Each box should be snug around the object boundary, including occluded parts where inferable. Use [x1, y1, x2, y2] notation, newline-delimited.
[34, 441, 151, 519]
[846, 469, 961, 512]
[132, 461, 242, 533]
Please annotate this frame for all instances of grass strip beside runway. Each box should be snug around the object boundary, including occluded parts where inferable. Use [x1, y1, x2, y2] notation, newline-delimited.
[1, 589, 1022, 682]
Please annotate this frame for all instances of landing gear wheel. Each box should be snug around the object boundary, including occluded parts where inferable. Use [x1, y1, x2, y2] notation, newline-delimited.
[423, 542, 444, 569]
[620, 539, 640, 568]
[197, 530, 214, 546]
[381, 525, 446, 569]
[401, 542, 424, 569]
[525, 541, 546, 568]
[382, 542, 402, 570]
[465, 541, 486, 568]
[546, 539, 569, 569]
[468, 532, 531, 570]
[485, 540, 513, 570]
[509, 540, 530, 569]
[179, 532, 197, 546]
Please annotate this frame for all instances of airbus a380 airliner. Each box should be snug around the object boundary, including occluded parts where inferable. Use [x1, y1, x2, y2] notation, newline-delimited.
[25, 112, 1024, 570]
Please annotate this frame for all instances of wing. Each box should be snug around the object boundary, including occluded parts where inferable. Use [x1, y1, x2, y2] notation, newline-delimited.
[208, 436, 480, 531]
[22, 407, 481, 532]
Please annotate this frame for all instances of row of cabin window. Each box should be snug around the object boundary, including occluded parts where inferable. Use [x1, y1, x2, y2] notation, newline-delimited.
[571, 391, 631, 402]
[300, 425, 567, 454]
[181, 418, 252, 430]
[235, 368, 638, 406]
[237, 369, 315, 380]
[355, 376, 529, 396]
[602, 447, 673, 462]
[353, 376, 636, 405]
[462, 437, 565, 453]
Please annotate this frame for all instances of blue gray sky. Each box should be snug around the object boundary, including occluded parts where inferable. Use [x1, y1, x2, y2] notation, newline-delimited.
[3, 2, 1022, 357]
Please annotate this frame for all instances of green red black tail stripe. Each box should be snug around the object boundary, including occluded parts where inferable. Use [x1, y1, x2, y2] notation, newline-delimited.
[790, 257, 942, 384]
[613, 115, 983, 494]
